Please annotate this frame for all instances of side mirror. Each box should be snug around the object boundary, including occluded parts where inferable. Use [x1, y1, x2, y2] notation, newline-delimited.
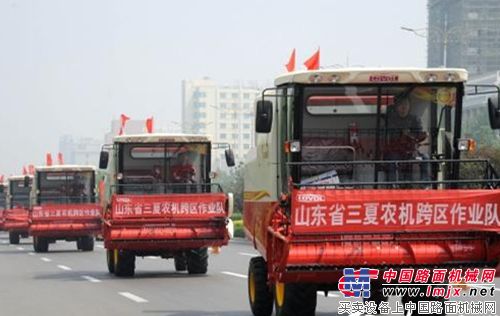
[488, 96, 500, 129]
[255, 100, 273, 133]
[225, 149, 235, 167]
[23, 176, 30, 188]
[99, 151, 109, 169]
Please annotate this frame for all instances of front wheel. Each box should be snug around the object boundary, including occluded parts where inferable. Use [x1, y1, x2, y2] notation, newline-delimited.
[274, 282, 317, 316]
[248, 256, 273, 316]
[79, 236, 94, 252]
[186, 248, 208, 274]
[174, 254, 187, 272]
[106, 249, 115, 274]
[9, 232, 20, 245]
[114, 250, 135, 277]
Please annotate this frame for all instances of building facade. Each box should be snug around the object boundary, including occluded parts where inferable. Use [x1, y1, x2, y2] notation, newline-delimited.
[182, 78, 260, 167]
[59, 135, 101, 166]
[428, 0, 500, 74]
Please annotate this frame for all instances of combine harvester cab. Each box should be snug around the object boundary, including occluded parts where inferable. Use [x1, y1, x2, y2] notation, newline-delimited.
[0, 182, 6, 231]
[99, 133, 235, 277]
[29, 165, 101, 253]
[4, 175, 32, 244]
[244, 68, 500, 316]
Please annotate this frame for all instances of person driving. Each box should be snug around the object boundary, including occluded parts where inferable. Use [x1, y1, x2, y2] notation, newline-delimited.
[385, 95, 430, 183]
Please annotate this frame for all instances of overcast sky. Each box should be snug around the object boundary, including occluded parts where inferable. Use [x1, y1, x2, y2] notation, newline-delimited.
[0, 0, 427, 175]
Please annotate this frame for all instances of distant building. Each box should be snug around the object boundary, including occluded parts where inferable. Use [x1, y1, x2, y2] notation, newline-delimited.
[428, 0, 500, 75]
[182, 78, 261, 168]
[59, 135, 101, 166]
[104, 119, 147, 144]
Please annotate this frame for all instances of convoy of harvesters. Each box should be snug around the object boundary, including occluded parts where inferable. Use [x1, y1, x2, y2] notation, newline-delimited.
[1, 67, 500, 316]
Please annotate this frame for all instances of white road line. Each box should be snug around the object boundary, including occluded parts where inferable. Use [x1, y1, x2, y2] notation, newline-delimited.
[1, 240, 7, 244]
[316, 292, 340, 298]
[145, 256, 159, 260]
[16, 247, 24, 251]
[118, 292, 148, 303]
[57, 265, 72, 271]
[82, 275, 101, 283]
[221, 271, 247, 279]
[40, 257, 52, 262]
[238, 252, 258, 257]
[96, 245, 104, 249]
[28, 252, 35, 256]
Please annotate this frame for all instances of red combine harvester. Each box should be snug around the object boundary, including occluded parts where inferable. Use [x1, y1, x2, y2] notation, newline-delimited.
[99, 133, 235, 276]
[4, 175, 32, 244]
[0, 181, 6, 231]
[244, 68, 500, 316]
[29, 165, 101, 252]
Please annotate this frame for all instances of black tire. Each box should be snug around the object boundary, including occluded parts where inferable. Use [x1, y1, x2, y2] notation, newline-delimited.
[114, 250, 135, 277]
[106, 249, 115, 274]
[76, 238, 83, 250]
[80, 236, 94, 252]
[9, 232, 20, 245]
[274, 282, 317, 316]
[363, 281, 388, 314]
[248, 257, 273, 316]
[33, 236, 49, 253]
[174, 254, 187, 272]
[187, 247, 208, 274]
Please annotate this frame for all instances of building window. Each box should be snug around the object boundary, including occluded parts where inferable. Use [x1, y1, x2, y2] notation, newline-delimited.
[193, 102, 206, 109]
[232, 113, 238, 119]
[243, 123, 250, 129]
[193, 90, 206, 98]
[244, 144, 250, 149]
[243, 93, 250, 99]
[220, 103, 227, 109]
[220, 123, 226, 129]
[244, 103, 251, 109]
[232, 103, 239, 109]
[220, 92, 227, 99]
[467, 12, 478, 20]
[233, 144, 239, 149]
[219, 133, 226, 140]
[244, 134, 250, 139]
[231, 93, 239, 99]
[220, 113, 226, 119]
[232, 123, 238, 129]
[232, 134, 238, 139]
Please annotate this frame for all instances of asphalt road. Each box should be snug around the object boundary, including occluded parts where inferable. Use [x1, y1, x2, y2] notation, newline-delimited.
[0, 232, 498, 316]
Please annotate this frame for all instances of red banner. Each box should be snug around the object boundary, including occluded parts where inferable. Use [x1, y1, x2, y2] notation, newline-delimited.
[292, 189, 500, 233]
[111, 193, 227, 219]
[32, 204, 101, 219]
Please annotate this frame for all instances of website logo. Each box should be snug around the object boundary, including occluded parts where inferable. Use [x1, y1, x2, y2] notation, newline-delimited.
[338, 268, 379, 298]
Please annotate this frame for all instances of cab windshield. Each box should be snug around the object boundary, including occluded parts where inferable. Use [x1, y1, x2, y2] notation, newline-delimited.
[119, 142, 213, 194]
[299, 84, 463, 187]
[9, 179, 31, 208]
[38, 171, 95, 204]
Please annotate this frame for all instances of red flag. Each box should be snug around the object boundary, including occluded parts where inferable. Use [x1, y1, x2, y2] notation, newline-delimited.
[285, 48, 296, 72]
[119, 114, 130, 136]
[28, 165, 35, 175]
[304, 48, 320, 70]
[0, 175, 4, 183]
[22, 166, 27, 175]
[146, 117, 154, 133]
[46, 153, 53, 166]
[57, 152, 64, 165]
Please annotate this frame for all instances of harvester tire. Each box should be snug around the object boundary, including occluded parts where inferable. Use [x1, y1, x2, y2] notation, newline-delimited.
[33, 237, 49, 253]
[9, 232, 19, 245]
[274, 282, 316, 316]
[187, 247, 208, 274]
[80, 236, 94, 252]
[114, 250, 135, 277]
[174, 254, 187, 272]
[106, 249, 115, 274]
[248, 257, 273, 316]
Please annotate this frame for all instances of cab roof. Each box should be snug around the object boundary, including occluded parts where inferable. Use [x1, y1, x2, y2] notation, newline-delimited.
[8, 175, 33, 181]
[35, 165, 96, 173]
[274, 68, 468, 86]
[113, 133, 211, 144]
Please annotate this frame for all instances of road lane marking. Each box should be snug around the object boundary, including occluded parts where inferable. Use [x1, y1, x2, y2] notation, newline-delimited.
[222, 271, 247, 279]
[96, 245, 104, 249]
[1, 240, 7, 244]
[119, 292, 148, 303]
[16, 247, 24, 251]
[57, 265, 72, 271]
[41, 257, 52, 262]
[238, 252, 258, 257]
[28, 252, 35, 256]
[317, 292, 339, 298]
[82, 275, 102, 283]
[146, 256, 159, 260]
